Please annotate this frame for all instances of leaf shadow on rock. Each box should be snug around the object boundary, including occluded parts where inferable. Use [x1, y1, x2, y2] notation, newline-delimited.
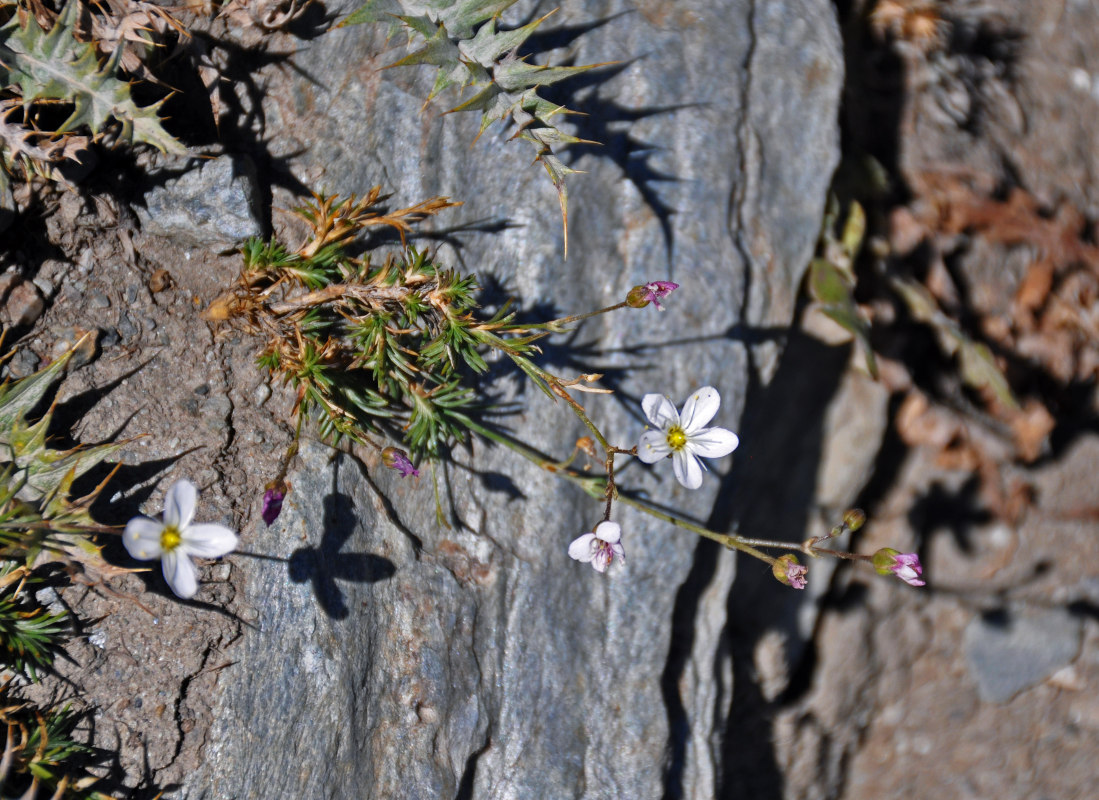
[288, 452, 396, 619]
[540, 61, 689, 261]
[659, 326, 851, 799]
[120, 32, 318, 228]
[907, 475, 991, 556]
[466, 275, 644, 401]
[458, 7, 684, 258]
[353, 216, 521, 255]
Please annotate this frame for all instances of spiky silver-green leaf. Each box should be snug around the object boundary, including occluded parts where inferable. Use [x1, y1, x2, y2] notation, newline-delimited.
[342, 0, 609, 253]
[0, 1, 185, 154]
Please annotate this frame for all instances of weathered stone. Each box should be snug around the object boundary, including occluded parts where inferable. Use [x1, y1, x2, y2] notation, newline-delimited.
[187, 1, 844, 797]
[1, 278, 45, 327]
[135, 155, 264, 250]
[964, 606, 1082, 703]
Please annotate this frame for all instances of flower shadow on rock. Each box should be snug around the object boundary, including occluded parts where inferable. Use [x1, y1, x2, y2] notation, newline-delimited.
[288, 487, 396, 619]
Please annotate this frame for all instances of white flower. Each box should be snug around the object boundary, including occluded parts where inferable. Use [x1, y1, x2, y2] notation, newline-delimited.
[123, 480, 239, 599]
[637, 386, 740, 490]
[568, 521, 625, 573]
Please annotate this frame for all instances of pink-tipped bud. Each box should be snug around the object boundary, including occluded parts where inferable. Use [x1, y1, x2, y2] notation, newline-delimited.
[261, 480, 289, 526]
[626, 281, 680, 311]
[773, 554, 808, 590]
[872, 548, 925, 587]
[382, 447, 420, 478]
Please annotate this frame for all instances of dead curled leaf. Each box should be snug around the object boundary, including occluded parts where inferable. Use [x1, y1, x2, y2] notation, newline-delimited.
[1008, 399, 1055, 463]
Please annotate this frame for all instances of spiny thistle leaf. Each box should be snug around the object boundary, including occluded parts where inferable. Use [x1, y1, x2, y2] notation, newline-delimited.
[0, 1, 185, 154]
[342, 0, 609, 255]
[0, 347, 75, 438]
[0, 341, 118, 573]
[9, 413, 123, 502]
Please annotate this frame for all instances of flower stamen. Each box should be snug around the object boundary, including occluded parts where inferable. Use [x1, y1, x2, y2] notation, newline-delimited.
[666, 427, 688, 450]
[160, 527, 182, 552]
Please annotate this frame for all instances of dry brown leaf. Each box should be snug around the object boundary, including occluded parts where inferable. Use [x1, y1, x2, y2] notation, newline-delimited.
[896, 391, 960, 449]
[935, 439, 982, 471]
[888, 205, 927, 256]
[1014, 258, 1055, 319]
[1008, 399, 1055, 463]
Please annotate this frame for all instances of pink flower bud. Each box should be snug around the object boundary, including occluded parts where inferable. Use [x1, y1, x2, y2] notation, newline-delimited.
[872, 548, 925, 587]
[626, 281, 680, 311]
[261, 481, 289, 526]
[382, 447, 420, 478]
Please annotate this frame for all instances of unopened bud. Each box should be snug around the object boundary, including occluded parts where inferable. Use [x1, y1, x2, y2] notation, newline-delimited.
[626, 286, 652, 308]
[261, 479, 290, 526]
[382, 447, 420, 478]
[843, 509, 866, 532]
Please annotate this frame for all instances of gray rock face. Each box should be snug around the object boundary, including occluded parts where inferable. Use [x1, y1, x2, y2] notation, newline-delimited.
[135, 155, 264, 249]
[964, 607, 1082, 703]
[189, 1, 843, 797]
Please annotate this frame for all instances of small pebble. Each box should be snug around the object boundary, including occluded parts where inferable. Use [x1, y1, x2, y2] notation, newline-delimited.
[34, 587, 60, 607]
[0, 270, 21, 297]
[149, 269, 172, 293]
[89, 291, 110, 309]
[5, 348, 39, 378]
[117, 312, 138, 341]
[253, 382, 272, 406]
[31, 276, 54, 298]
[3, 281, 45, 326]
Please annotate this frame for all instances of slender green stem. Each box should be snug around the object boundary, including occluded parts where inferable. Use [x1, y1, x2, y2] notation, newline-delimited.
[497, 302, 630, 333]
[805, 545, 869, 563]
[457, 414, 778, 564]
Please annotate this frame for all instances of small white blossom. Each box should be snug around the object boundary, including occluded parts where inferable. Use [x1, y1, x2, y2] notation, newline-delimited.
[123, 480, 239, 599]
[637, 386, 739, 490]
[568, 521, 625, 573]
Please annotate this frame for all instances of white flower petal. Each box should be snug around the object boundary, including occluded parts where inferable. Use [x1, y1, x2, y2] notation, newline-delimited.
[163, 480, 198, 530]
[637, 430, 672, 463]
[591, 548, 611, 573]
[672, 449, 704, 490]
[688, 427, 739, 459]
[161, 550, 198, 599]
[568, 533, 597, 562]
[611, 542, 626, 563]
[679, 387, 720, 433]
[181, 523, 239, 558]
[593, 521, 621, 544]
[641, 394, 679, 429]
[123, 517, 165, 560]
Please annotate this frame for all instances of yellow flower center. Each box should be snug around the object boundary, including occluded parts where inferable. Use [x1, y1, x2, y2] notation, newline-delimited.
[160, 526, 182, 552]
[666, 427, 688, 451]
